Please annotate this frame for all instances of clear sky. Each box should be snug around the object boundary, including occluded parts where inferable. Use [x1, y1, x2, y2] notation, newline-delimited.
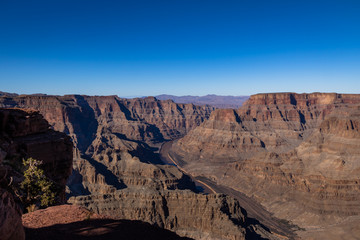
[1, 0, 359, 96]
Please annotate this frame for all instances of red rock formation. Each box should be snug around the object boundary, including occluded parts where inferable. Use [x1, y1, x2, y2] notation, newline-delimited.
[68, 189, 267, 240]
[0, 95, 212, 196]
[23, 205, 191, 240]
[0, 95, 213, 148]
[171, 93, 360, 233]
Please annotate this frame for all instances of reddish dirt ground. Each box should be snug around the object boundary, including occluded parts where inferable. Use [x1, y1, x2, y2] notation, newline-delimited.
[23, 204, 192, 240]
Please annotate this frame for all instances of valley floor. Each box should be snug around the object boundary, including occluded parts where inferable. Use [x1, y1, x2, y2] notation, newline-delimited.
[159, 140, 298, 240]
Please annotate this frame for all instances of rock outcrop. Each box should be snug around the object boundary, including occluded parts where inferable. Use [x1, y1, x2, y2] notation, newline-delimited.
[171, 93, 360, 233]
[0, 108, 73, 202]
[69, 189, 264, 240]
[0, 108, 73, 240]
[23, 204, 192, 240]
[0, 189, 25, 240]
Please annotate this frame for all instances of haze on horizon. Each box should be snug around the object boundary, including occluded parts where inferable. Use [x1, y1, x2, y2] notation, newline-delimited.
[1, 0, 359, 96]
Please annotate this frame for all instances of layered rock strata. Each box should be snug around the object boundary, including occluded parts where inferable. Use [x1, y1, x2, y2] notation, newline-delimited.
[69, 189, 268, 240]
[0, 95, 212, 196]
[171, 93, 360, 231]
[0, 95, 213, 148]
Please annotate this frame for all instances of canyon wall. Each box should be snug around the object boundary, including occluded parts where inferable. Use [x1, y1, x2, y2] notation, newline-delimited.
[69, 189, 252, 240]
[0, 95, 213, 196]
[171, 93, 360, 231]
[0, 95, 213, 147]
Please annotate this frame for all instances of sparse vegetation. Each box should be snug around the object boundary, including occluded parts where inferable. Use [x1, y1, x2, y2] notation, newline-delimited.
[16, 158, 56, 212]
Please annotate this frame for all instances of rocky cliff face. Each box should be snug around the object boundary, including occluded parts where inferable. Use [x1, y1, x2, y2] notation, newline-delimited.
[0, 95, 213, 147]
[68, 189, 259, 240]
[0, 189, 24, 240]
[0, 108, 73, 202]
[23, 205, 193, 240]
[173, 93, 360, 162]
[0, 95, 213, 197]
[171, 93, 360, 232]
[0, 108, 73, 240]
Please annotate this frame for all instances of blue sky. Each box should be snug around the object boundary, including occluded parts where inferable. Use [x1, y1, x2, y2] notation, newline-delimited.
[0, 0, 359, 96]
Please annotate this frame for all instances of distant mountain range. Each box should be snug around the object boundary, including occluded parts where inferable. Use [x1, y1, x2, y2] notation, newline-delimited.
[155, 94, 249, 109]
[0, 91, 18, 97]
[0, 91, 49, 97]
[0, 91, 249, 109]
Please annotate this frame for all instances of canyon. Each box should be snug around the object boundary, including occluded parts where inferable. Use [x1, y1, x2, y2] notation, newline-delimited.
[0, 95, 273, 240]
[170, 92, 360, 239]
[1, 92, 359, 239]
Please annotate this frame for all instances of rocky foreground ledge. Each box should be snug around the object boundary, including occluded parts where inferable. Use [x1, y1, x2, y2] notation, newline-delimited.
[22, 204, 192, 240]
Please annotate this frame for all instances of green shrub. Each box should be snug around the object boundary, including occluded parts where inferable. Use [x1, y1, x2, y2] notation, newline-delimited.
[19, 158, 56, 212]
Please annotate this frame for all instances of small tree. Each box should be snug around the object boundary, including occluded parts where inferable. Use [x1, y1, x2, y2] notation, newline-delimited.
[19, 158, 56, 212]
